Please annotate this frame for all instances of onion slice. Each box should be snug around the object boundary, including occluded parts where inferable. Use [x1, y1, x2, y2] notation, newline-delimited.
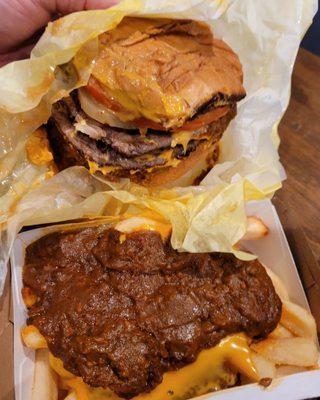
[78, 88, 137, 129]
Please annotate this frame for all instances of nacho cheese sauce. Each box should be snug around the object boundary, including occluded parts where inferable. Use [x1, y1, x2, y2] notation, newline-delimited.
[49, 334, 257, 400]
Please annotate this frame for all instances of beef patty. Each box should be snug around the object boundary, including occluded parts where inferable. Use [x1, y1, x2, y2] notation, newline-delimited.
[23, 227, 281, 398]
[47, 94, 236, 173]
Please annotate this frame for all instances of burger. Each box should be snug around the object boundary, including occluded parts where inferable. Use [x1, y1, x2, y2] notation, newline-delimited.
[47, 17, 245, 187]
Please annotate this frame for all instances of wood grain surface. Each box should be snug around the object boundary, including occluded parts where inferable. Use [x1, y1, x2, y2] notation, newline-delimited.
[276, 48, 320, 265]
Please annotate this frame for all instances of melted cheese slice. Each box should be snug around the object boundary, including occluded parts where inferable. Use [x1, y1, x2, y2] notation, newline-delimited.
[49, 334, 258, 400]
[171, 130, 193, 152]
[88, 161, 119, 175]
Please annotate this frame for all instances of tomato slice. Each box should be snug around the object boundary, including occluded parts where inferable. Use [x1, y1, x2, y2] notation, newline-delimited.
[177, 106, 230, 131]
[131, 106, 230, 132]
[86, 77, 125, 113]
[85, 77, 230, 131]
[130, 117, 165, 131]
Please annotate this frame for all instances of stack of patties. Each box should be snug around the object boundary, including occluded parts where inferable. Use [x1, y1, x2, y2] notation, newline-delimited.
[47, 17, 245, 187]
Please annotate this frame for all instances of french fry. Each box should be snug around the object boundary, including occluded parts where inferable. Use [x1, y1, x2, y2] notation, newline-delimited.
[49, 352, 75, 380]
[21, 325, 47, 349]
[242, 216, 268, 241]
[251, 337, 318, 367]
[115, 217, 155, 233]
[21, 286, 37, 307]
[269, 324, 293, 339]
[115, 217, 171, 239]
[251, 352, 276, 379]
[64, 392, 77, 400]
[32, 349, 58, 400]
[264, 268, 289, 301]
[281, 301, 317, 340]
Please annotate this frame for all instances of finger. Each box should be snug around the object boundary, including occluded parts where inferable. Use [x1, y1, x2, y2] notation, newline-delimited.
[55, 0, 118, 14]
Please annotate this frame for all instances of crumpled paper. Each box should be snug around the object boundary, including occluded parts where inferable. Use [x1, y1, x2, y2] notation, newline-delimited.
[0, 0, 317, 293]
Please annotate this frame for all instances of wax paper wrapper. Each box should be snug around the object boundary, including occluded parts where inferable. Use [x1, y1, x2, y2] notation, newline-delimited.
[0, 0, 317, 293]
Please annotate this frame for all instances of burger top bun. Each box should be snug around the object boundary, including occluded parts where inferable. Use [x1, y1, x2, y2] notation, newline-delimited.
[91, 17, 246, 129]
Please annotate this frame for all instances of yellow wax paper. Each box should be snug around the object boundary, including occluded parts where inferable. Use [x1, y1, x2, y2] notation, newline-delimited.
[0, 0, 317, 293]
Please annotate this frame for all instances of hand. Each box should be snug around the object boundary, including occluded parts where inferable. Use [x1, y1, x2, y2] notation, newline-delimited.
[0, 0, 117, 66]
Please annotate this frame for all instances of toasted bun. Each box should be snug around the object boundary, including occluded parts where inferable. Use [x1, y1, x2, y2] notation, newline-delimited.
[91, 17, 245, 129]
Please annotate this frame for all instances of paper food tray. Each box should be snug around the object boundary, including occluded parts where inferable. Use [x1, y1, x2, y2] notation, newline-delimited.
[10, 199, 320, 400]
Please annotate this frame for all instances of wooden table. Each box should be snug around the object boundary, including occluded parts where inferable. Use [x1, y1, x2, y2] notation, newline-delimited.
[276, 48, 320, 264]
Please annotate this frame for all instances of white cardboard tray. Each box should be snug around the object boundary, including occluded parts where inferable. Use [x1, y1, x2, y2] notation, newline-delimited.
[10, 199, 320, 400]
